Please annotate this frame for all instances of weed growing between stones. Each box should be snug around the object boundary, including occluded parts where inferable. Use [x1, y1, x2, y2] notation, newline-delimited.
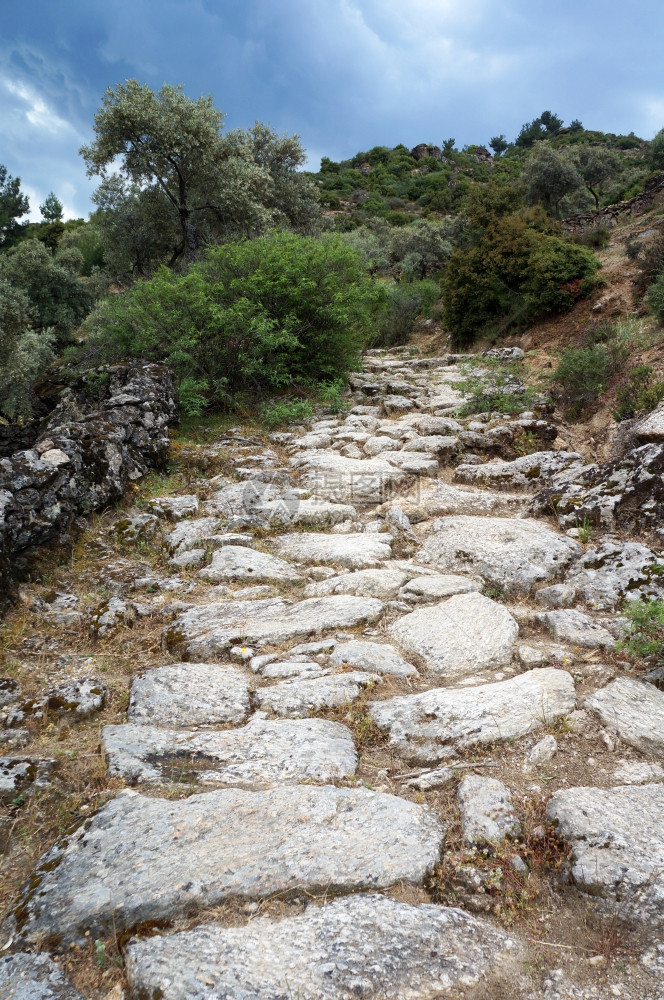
[618, 597, 664, 661]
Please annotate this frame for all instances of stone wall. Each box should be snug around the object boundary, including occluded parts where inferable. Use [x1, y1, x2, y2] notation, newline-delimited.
[0, 361, 177, 614]
[561, 172, 664, 234]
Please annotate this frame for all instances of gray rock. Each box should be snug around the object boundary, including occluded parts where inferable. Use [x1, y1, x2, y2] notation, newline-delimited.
[401, 434, 459, 456]
[168, 548, 206, 569]
[534, 583, 576, 609]
[613, 759, 664, 784]
[388, 592, 518, 678]
[0, 758, 57, 804]
[363, 435, 399, 456]
[197, 545, 303, 584]
[164, 516, 221, 554]
[260, 660, 324, 679]
[0, 953, 84, 999]
[88, 596, 133, 638]
[633, 401, 664, 443]
[547, 784, 664, 924]
[164, 596, 384, 660]
[418, 515, 581, 597]
[524, 734, 558, 767]
[0, 678, 21, 709]
[291, 452, 406, 505]
[148, 494, 199, 519]
[9, 785, 444, 947]
[272, 532, 392, 569]
[128, 662, 250, 727]
[102, 716, 357, 786]
[585, 677, 664, 753]
[370, 668, 576, 763]
[455, 450, 583, 491]
[125, 894, 516, 1000]
[329, 640, 417, 678]
[303, 567, 408, 600]
[255, 671, 379, 717]
[46, 677, 106, 718]
[379, 451, 439, 476]
[566, 541, 664, 610]
[113, 512, 159, 542]
[400, 574, 482, 601]
[383, 394, 415, 414]
[535, 609, 615, 648]
[457, 775, 521, 844]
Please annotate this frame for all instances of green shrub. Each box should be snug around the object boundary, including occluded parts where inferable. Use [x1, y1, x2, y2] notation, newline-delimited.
[453, 357, 537, 415]
[619, 598, 664, 660]
[0, 279, 55, 418]
[261, 398, 314, 428]
[83, 232, 384, 414]
[441, 215, 598, 349]
[647, 270, 664, 322]
[614, 365, 664, 420]
[373, 279, 439, 347]
[551, 343, 610, 419]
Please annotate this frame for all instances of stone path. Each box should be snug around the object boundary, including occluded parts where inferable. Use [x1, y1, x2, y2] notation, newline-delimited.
[3, 346, 664, 999]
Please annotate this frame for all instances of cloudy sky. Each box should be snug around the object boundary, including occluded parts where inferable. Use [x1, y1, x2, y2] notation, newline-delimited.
[2, 0, 664, 220]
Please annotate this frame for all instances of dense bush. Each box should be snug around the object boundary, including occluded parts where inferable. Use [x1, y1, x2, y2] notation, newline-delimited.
[551, 343, 611, 419]
[647, 269, 664, 321]
[614, 365, 664, 420]
[0, 279, 55, 418]
[441, 215, 599, 348]
[83, 232, 384, 414]
[373, 279, 439, 347]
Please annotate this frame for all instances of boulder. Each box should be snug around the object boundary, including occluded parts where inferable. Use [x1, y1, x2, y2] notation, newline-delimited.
[197, 545, 303, 584]
[585, 677, 664, 753]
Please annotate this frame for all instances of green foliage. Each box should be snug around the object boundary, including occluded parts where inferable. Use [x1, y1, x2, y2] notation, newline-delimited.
[0, 239, 92, 340]
[317, 378, 349, 414]
[374, 279, 439, 347]
[650, 128, 664, 170]
[442, 214, 598, 348]
[524, 143, 582, 216]
[0, 278, 55, 418]
[619, 598, 664, 660]
[551, 343, 611, 419]
[83, 232, 382, 414]
[261, 398, 315, 427]
[81, 80, 320, 277]
[453, 357, 537, 415]
[647, 269, 664, 322]
[614, 365, 664, 420]
[516, 110, 564, 148]
[489, 135, 508, 157]
[0, 164, 29, 248]
[39, 192, 63, 223]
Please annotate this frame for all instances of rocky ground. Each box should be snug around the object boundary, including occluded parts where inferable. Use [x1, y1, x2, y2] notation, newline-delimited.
[1, 346, 664, 1000]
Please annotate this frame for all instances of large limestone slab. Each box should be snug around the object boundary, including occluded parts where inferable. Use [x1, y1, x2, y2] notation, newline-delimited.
[370, 668, 576, 763]
[567, 541, 664, 609]
[585, 677, 664, 754]
[379, 451, 439, 476]
[329, 640, 417, 678]
[547, 784, 664, 924]
[0, 953, 83, 999]
[455, 450, 583, 491]
[164, 596, 384, 660]
[125, 894, 516, 1000]
[197, 545, 303, 584]
[254, 671, 379, 717]
[535, 609, 615, 648]
[634, 401, 664, 443]
[128, 663, 250, 727]
[290, 451, 406, 504]
[9, 786, 444, 947]
[304, 567, 408, 600]
[400, 574, 481, 601]
[388, 592, 518, 677]
[457, 775, 521, 845]
[272, 532, 392, 569]
[205, 482, 357, 528]
[102, 716, 357, 787]
[418, 516, 581, 597]
[164, 516, 221, 554]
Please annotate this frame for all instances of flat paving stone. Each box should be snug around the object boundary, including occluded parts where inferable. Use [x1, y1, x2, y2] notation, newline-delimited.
[197, 545, 303, 584]
[102, 716, 357, 787]
[164, 516, 221, 554]
[329, 640, 418, 678]
[304, 567, 408, 600]
[585, 677, 664, 754]
[535, 609, 615, 648]
[388, 592, 519, 678]
[400, 574, 482, 601]
[254, 671, 380, 717]
[547, 783, 664, 924]
[418, 515, 581, 597]
[457, 775, 521, 845]
[272, 532, 392, 569]
[0, 953, 83, 999]
[164, 596, 384, 659]
[125, 894, 517, 1000]
[370, 668, 576, 763]
[8, 785, 444, 948]
[291, 452, 406, 505]
[454, 451, 584, 491]
[128, 662, 250, 727]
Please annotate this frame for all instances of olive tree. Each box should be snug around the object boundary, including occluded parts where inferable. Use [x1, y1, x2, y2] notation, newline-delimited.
[81, 80, 320, 273]
[524, 143, 583, 216]
[0, 165, 29, 248]
[0, 279, 54, 418]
